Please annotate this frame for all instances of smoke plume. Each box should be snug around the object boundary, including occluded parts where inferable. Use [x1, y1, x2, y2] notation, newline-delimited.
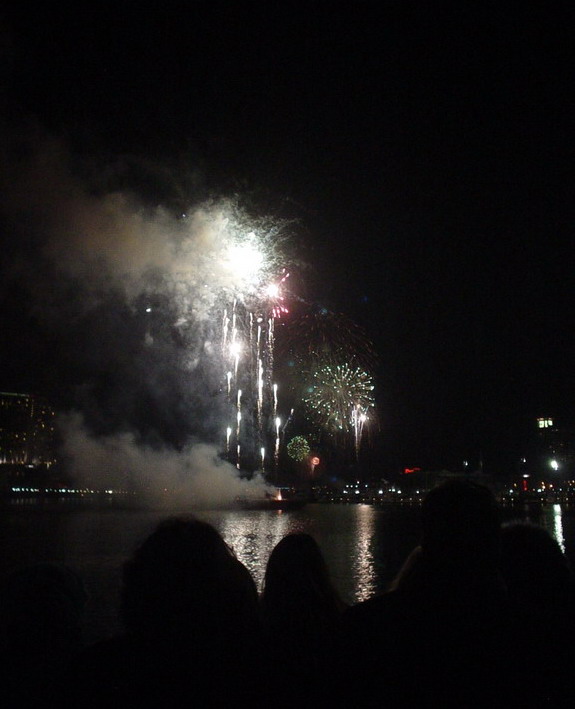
[0, 128, 286, 503]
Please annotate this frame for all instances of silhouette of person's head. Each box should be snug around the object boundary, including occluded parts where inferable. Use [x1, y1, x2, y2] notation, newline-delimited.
[421, 479, 501, 566]
[261, 532, 344, 627]
[121, 517, 259, 649]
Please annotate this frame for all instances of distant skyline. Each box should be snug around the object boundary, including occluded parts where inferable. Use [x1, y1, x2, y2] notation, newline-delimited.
[1, 2, 574, 473]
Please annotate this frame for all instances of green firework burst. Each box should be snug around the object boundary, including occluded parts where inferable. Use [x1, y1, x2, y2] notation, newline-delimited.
[303, 362, 375, 434]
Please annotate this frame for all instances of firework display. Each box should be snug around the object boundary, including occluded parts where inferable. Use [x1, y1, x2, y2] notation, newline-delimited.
[271, 301, 377, 463]
[217, 229, 290, 472]
[303, 362, 375, 457]
[287, 435, 311, 462]
[162, 202, 376, 475]
[276, 305, 379, 373]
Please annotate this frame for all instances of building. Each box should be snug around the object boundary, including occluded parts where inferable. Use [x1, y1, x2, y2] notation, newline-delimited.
[0, 392, 57, 466]
[533, 416, 575, 477]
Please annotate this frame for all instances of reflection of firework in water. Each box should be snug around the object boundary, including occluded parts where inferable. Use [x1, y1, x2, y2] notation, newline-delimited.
[303, 362, 375, 457]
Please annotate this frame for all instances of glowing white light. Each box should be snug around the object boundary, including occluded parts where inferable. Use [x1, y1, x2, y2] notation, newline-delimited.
[553, 504, 566, 552]
[225, 236, 264, 283]
[550, 459, 559, 471]
[266, 283, 280, 298]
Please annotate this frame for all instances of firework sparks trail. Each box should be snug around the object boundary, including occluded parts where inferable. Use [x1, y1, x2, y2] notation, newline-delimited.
[213, 218, 291, 474]
[274, 416, 281, 475]
[282, 408, 294, 435]
[235, 391, 242, 467]
[222, 309, 229, 353]
[257, 357, 264, 423]
[266, 271, 290, 319]
[267, 317, 274, 391]
[352, 404, 369, 460]
[231, 299, 237, 346]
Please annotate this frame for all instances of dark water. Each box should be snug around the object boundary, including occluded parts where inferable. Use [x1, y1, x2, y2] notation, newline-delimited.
[1, 498, 574, 645]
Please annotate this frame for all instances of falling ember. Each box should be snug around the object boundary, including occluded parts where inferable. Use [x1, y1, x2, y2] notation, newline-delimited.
[261, 446, 266, 472]
[273, 383, 278, 417]
[226, 426, 232, 452]
[230, 341, 241, 376]
[276, 489, 283, 501]
[268, 318, 275, 390]
[226, 371, 232, 395]
[236, 409, 242, 467]
[257, 359, 264, 407]
[222, 310, 229, 352]
[231, 300, 237, 346]
[274, 416, 281, 475]
[351, 404, 370, 460]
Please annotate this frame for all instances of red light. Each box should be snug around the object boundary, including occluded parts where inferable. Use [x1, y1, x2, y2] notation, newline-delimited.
[311, 456, 320, 466]
[403, 467, 421, 474]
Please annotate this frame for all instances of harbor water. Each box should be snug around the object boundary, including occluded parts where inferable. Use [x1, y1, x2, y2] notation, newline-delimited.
[1, 498, 574, 645]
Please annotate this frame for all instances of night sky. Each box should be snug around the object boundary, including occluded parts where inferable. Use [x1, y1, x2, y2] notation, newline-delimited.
[1, 2, 574, 475]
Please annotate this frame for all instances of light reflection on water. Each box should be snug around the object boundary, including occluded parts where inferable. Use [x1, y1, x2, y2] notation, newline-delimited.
[217, 511, 300, 590]
[553, 504, 566, 553]
[194, 504, 385, 601]
[209, 504, 379, 600]
[2, 499, 575, 644]
[350, 504, 377, 602]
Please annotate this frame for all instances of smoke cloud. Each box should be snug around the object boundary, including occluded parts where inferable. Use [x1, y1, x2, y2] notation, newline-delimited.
[59, 412, 273, 508]
[0, 128, 289, 501]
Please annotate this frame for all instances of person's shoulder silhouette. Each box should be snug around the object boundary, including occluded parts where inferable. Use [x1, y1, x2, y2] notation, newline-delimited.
[333, 480, 519, 708]
[72, 517, 262, 708]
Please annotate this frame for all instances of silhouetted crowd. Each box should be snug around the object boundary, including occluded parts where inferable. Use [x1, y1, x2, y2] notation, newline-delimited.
[1, 480, 574, 707]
